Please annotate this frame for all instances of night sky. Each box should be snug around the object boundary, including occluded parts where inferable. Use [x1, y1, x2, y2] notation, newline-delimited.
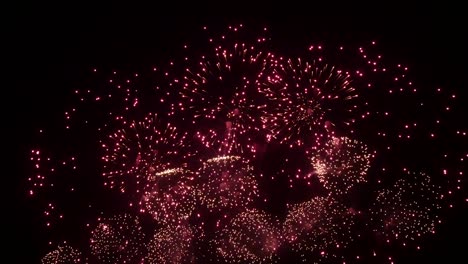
[13, 3, 467, 263]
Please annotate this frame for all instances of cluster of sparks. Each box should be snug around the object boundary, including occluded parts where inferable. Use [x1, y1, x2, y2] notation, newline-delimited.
[146, 224, 195, 264]
[176, 35, 276, 156]
[101, 113, 192, 198]
[28, 23, 465, 264]
[89, 214, 146, 263]
[41, 245, 82, 264]
[196, 155, 259, 211]
[262, 59, 357, 148]
[310, 136, 374, 196]
[141, 167, 196, 224]
[214, 209, 282, 263]
[283, 196, 357, 258]
[371, 171, 443, 246]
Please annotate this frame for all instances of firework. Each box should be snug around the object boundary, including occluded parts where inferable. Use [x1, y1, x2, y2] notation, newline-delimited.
[174, 25, 277, 155]
[28, 150, 78, 197]
[371, 171, 443, 246]
[310, 136, 373, 196]
[214, 208, 282, 263]
[41, 245, 83, 264]
[146, 224, 195, 264]
[283, 196, 357, 255]
[196, 155, 259, 211]
[141, 167, 196, 224]
[262, 58, 357, 147]
[90, 214, 146, 263]
[26, 22, 464, 264]
[101, 113, 193, 198]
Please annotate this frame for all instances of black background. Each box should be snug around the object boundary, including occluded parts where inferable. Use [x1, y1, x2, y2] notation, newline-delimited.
[12, 2, 467, 263]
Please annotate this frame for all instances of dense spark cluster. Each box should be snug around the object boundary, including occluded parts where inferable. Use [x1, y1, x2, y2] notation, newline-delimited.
[196, 156, 259, 211]
[371, 171, 443, 245]
[90, 214, 146, 263]
[310, 136, 374, 196]
[262, 59, 357, 147]
[214, 209, 282, 263]
[141, 167, 196, 224]
[146, 224, 195, 264]
[101, 113, 192, 197]
[29, 23, 465, 264]
[283, 196, 357, 253]
[41, 245, 83, 264]
[175, 26, 275, 155]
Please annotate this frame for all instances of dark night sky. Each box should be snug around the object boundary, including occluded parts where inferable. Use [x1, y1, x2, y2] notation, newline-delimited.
[13, 3, 467, 263]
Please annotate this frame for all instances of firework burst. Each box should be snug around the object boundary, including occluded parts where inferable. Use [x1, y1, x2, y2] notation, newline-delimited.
[283, 196, 358, 257]
[26, 22, 465, 264]
[214, 208, 282, 263]
[262, 58, 358, 147]
[309, 136, 374, 196]
[41, 245, 83, 264]
[174, 25, 277, 156]
[371, 171, 443, 247]
[90, 214, 146, 263]
[101, 113, 193, 198]
[146, 224, 196, 264]
[196, 155, 259, 211]
[141, 167, 196, 224]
